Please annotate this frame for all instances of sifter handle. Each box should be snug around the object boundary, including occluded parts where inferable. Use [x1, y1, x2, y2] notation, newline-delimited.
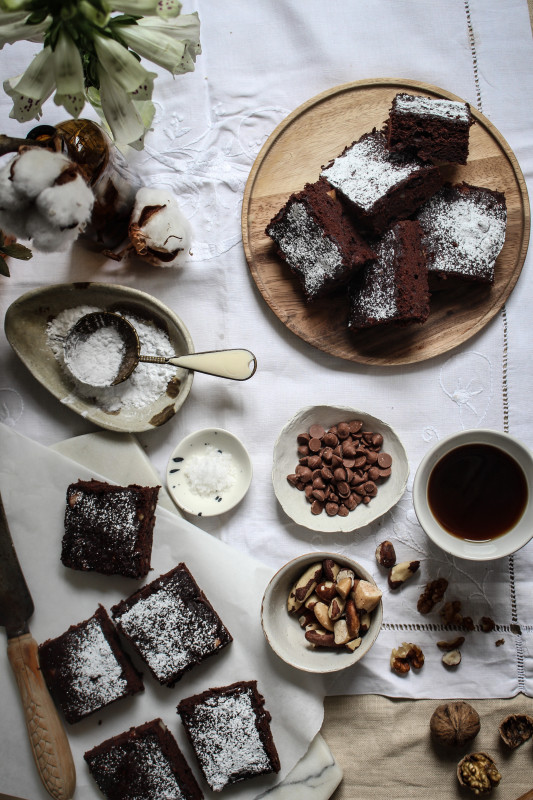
[7, 633, 76, 800]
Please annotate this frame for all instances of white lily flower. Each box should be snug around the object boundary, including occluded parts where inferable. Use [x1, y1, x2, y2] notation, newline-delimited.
[93, 33, 157, 101]
[52, 30, 86, 117]
[118, 12, 200, 75]
[97, 65, 146, 146]
[4, 46, 55, 121]
[0, 11, 50, 48]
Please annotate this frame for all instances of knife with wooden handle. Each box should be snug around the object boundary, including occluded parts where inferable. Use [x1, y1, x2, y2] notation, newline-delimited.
[0, 492, 76, 800]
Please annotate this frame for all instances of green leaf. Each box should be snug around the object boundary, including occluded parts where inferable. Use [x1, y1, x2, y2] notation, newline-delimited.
[0, 258, 10, 277]
[26, 9, 49, 24]
[2, 243, 33, 260]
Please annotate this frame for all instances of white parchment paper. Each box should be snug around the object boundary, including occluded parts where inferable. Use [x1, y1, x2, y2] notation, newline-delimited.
[0, 423, 325, 800]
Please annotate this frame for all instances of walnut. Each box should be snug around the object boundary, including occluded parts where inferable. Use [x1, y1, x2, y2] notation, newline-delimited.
[457, 753, 501, 795]
[417, 578, 448, 614]
[498, 713, 533, 748]
[430, 701, 480, 748]
[390, 642, 424, 674]
[440, 600, 463, 626]
[479, 616, 495, 633]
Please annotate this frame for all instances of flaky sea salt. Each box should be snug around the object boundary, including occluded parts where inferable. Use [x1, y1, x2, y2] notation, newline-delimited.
[183, 445, 237, 497]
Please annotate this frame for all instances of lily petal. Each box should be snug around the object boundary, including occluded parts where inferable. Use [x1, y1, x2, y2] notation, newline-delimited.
[111, 0, 159, 13]
[93, 33, 157, 100]
[119, 13, 200, 74]
[0, 11, 50, 48]
[156, 0, 182, 19]
[53, 30, 84, 93]
[96, 66, 146, 146]
[117, 21, 189, 75]
[4, 46, 55, 121]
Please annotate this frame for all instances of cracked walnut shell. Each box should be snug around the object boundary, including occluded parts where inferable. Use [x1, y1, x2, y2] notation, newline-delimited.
[457, 753, 501, 795]
[430, 701, 480, 748]
[499, 713, 533, 748]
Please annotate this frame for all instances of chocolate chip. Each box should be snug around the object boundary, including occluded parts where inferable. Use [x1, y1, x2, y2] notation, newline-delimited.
[308, 437, 323, 452]
[377, 453, 392, 469]
[337, 422, 351, 439]
[309, 424, 325, 439]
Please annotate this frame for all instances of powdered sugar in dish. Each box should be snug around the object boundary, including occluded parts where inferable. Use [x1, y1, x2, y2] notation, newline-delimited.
[64, 324, 125, 387]
[322, 131, 421, 212]
[183, 444, 237, 497]
[394, 93, 471, 122]
[47, 304, 175, 412]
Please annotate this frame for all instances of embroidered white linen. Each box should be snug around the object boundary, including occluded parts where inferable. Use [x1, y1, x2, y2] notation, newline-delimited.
[0, 0, 532, 709]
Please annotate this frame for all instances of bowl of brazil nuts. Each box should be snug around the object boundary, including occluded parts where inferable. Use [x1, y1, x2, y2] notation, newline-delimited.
[261, 551, 383, 673]
[272, 405, 409, 532]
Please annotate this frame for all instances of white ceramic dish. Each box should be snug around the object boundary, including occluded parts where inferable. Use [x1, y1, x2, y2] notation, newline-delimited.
[166, 428, 253, 516]
[261, 551, 383, 674]
[413, 429, 533, 560]
[272, 405, 409, 532]
[4, 282, 195, 433]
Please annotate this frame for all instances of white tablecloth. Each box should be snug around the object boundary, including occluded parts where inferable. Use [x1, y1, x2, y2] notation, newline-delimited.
[1, 0, 532, 706]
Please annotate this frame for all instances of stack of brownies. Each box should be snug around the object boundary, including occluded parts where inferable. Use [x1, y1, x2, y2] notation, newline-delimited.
[266, 93, 508, 330]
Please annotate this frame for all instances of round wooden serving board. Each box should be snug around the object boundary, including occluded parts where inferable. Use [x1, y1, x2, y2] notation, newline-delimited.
[242, 78, 530, 365]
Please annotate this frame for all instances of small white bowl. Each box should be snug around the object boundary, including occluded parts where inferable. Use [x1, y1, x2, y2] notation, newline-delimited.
[166, 428, 252, 517]
[413, 429, 533, 560]
[261, 551, 383, 674]
[272, 405, 409, 532]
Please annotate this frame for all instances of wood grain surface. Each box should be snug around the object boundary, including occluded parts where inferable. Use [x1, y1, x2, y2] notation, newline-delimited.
[242, 78, 530, 365]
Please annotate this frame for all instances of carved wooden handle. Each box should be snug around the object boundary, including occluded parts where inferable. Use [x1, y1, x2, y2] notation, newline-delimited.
[7, 633, 76, 800]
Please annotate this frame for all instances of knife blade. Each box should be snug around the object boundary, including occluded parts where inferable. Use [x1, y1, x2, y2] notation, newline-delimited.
[0, 491, 76, 800]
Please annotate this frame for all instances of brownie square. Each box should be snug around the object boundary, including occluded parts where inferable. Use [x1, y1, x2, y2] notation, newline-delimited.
[417, 182, 507, 284]
[349, 220, 429, 329]
[177, 681, 280, 792]
[111, 563, 232, 687]
[321, 129, 442, 235]
[61, 479, 160, 579]
[84, 718, 203, 800]
[386, 93, 474, 164]
[39, 605, 144, 724]
[265, 177, 375, 301]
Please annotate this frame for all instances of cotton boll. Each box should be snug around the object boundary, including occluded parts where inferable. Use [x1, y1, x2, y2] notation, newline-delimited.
[11, 149, 73, 199]
[0, 163, 28, 212]
[36, 174, 94, 229]
[129, 186, 192, 267]
[26, 209, 79, 252]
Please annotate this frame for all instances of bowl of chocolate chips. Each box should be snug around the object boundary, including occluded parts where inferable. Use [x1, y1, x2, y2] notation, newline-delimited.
[272, 404, 409, 532]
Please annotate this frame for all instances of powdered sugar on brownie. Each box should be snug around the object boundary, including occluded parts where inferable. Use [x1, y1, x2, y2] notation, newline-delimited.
[62, 616, 128, 718]
[417, 183, 507, 281]
[394, 93, 471, 122]
[66, 487, 139, 557]
[112, 565, 231, 684]
[88, 733, 187, 799]
[269, 201, 344, 296]
[322, 132, 422, 212]
[353, 229, 398, 321]
[183, 689, 272, 791]
[115, 590, 221, 682]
